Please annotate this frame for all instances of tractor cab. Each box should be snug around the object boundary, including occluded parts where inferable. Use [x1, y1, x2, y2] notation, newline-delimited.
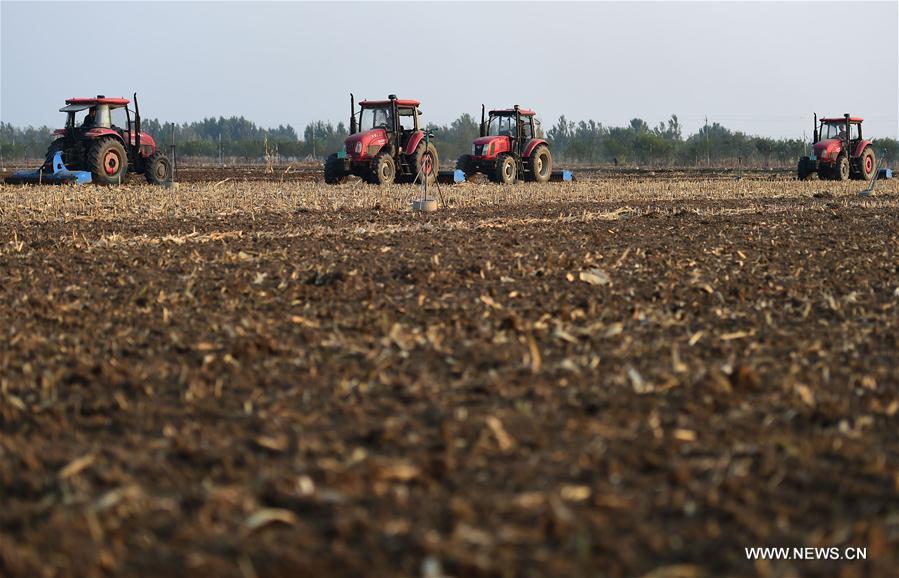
[52, 96, 158, 163]
[325, 94, 438, 186]
[814, 117, 863, 159]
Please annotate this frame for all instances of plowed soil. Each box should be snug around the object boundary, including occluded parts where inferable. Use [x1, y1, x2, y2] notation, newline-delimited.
[1, 177, 897, 578]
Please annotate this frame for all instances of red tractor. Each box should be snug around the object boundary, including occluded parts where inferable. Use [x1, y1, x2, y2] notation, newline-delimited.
[456, 105, 552, 184]
[20, 94, 172, 186]
[798, 114, 876, 181]
[324, 94, 438, 185]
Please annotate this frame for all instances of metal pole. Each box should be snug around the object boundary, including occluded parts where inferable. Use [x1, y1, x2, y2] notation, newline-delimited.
[171, 124, 177, 181]
[705, 116, 710, 167]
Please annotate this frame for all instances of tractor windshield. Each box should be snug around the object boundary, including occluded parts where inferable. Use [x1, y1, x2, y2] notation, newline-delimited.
[821, 123, 845, 140]
[487, 115, 517, 137]
[820, 122, 858, 140]
[360, 106, 393, 131]
[68, 105, 128, 131]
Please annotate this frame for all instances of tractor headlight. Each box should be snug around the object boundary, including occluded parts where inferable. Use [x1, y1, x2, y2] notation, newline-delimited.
[354, 142, 363, 154]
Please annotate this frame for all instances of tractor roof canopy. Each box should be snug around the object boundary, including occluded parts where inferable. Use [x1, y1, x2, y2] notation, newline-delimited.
[491, 108, 536, 117]
[821, 117, 863, 124]
[64, 97, 130, 109]
[360, 99, 420, 108]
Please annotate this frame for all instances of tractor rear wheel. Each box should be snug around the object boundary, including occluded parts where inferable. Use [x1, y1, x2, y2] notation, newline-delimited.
[857, 147, 875, 181]
[493, 154, 517, 184]
[833, 153, 850, 181]
[369, 152, 396, 185]
[409, 141, 438, 185]
[144, 152, 173, 185]
[324, 153, 348, 184]
[527, 145, 552, 182]
[88, 137, 128, 185]
[456, 154, 475, 176]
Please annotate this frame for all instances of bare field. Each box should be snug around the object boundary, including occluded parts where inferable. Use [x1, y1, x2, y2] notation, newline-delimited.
[1, 177, 898, 578]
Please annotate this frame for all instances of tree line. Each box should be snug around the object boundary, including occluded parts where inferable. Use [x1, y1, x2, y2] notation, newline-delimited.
[2, 115, 896, 168]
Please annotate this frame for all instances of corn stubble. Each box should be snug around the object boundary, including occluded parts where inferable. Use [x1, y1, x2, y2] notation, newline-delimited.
[0, 176, 897, 578]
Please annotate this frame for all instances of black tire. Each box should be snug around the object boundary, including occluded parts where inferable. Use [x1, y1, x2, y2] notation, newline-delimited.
[409, 141, 438, 185]
[493, 153, 516, 184]
[144, 152, 172, 185]
[797, 157, 812, 180]
[833, 153, 849, 181]
[456, 154, 475, 176]
[88, 137, 128, 185]
[369, 152, 396, 185]
[527, 145, 552, 183]
[857, 147, 875, 181]
[324, 153, 348, 185]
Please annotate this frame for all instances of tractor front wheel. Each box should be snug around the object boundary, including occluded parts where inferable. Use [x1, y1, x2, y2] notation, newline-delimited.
[797, 157, 813, 180]
[456, 154, 475, 176]
[324, 153, 348, 185]
[493, 154, 517, 184]
[144, 152, 173, 185]
[527, 145, 552, 182]
[833, 153, 850, 181]
[88, 137, 128, 185]
[857, 147, 876, 181]
[369, 152, 396, 185]
[409, 142, 438, 185]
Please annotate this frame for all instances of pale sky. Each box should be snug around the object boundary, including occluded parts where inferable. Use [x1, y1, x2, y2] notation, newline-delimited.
[2, 1, 897, 139]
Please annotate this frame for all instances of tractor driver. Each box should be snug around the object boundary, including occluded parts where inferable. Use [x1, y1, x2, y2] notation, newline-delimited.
[372, 108, 392, 129]
[82, 107, 97, 128]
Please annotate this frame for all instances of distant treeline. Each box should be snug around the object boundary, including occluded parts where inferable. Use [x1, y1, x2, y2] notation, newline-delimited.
[2, 115, 897, 168]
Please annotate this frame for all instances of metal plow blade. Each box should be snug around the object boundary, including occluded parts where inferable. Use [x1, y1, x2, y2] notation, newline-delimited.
[4, 151, 92, 185]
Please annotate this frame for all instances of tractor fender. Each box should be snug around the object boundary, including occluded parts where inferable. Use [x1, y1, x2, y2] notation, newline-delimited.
[84, 128, 124, 142]
[404, 131, 426, 155]
[126, 132, 157, 157]
[523, 139, 549, 158]
[852, 139, 873, 158]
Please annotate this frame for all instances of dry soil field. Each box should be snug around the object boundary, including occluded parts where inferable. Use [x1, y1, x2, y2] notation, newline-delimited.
[1, 173, 898, 578]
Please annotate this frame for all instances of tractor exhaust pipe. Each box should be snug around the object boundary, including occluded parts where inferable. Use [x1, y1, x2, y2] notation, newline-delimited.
[844, 113, 850, 146]
[479, 104, 485, 138]
[133, 93, 141, 153]
[350, 93, 357, 134]
[813, 113, 818, 143]
[388, 94, 399, 145]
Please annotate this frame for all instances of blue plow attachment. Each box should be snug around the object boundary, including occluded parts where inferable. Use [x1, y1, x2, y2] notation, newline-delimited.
[5, 151, 92, 185]
[437, 168, 574, 184]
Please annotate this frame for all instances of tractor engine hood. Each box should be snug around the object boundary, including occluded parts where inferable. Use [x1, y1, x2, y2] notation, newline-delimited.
[813, 139, 841, 160]
[474, 135, 507, 147]
[345, 129, 388, 159]
[472, 135, 510, 158]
